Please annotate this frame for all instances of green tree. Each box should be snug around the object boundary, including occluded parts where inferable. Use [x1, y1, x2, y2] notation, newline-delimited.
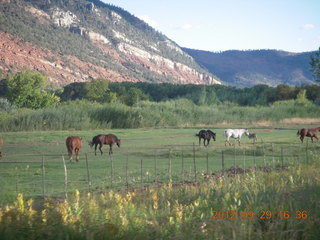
[60, 82, 86, 101]
[125, 87, 149, 106]
[84, 78, 110, 102]
[310, 47, 320, 82]
[5, 70, 60, 109]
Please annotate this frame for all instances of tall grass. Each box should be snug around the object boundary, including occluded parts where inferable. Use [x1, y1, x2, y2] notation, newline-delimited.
[0, 99, 319, 131]
[0, 159, 319, 239]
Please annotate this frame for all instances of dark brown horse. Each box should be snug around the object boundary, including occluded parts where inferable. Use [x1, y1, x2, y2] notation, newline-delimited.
[89, 134, 121, 155]
[195, 129, 216, 146]
[66, 136, 82, 162]
[297, 127, 320, 143]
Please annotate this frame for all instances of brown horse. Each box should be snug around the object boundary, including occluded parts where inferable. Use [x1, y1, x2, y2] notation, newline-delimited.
[89, 134, 121, 155]
[0, 138, 3, 157]
[297, 127, 320, 143]
[66, 136, 82, 162]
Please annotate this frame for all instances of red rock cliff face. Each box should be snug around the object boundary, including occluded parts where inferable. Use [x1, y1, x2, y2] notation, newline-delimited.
[0, 2, 221, 86]
[0, 32, 138, 85]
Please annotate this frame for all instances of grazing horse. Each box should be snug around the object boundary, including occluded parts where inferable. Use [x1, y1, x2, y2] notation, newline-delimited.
[195, 129, 216, 146]
[224, 129, 249, 146]
[0, 138, 3, 157]
[66, 136, 82, 162]
[89, 134, 121, 155]
[248, 133, 257, 143]
[297, 127, 320, 143]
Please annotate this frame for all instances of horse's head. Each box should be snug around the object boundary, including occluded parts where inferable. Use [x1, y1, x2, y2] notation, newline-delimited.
[244, 129, 250, 136]
[88, 140, 93, 148]
[297, 130, 301, 136]
[116, 139, 121, 148]
[211, 132, 217, 141]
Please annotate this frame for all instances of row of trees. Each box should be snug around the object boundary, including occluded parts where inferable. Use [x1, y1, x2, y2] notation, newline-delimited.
[0, 70, 319, 110]
[0, 47, 319, 110]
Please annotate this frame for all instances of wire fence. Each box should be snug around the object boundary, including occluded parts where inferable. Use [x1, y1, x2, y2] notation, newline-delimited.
[0, 140, 317, 201]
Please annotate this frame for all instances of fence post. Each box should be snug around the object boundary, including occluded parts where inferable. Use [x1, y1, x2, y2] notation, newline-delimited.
[221, 151, 225, 173]
[181, 149, 184, 182]
[154, 152, 157, 181]
[126, 155, 128, 190]
[85, 153, 91, 192]
[193, 143, 197, 182]
[243, 149, 246, 174]
[140, 159, 143, 188]
[281, 147, 284, 168]
[110, 154, 113, 188]
[298, 144, 302, 165]
[262, 142, 266, 167]
[62, 155, 68, 199]
[272, 143, 275, 169]
[41, 156, 45, 198]
[15, 165, 19, 194]
[168, 149, 172, 181]
[206, 152, 209, 175]
[305, 139, 309, 164]
[253, 147, 256, 169]
[233, 144, 236, 174]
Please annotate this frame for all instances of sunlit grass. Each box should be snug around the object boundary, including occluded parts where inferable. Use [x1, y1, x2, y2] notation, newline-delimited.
[0, 159, 319, 240]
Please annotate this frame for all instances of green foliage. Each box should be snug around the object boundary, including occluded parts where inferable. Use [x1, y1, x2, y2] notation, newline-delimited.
[0, 97, 320, 131]
[310, 47, 320, 82]
[5, 70, 60, 109]
[0, 161, 319, 239]
[84, 78, 111, 103]
[124, 87, 149, 106]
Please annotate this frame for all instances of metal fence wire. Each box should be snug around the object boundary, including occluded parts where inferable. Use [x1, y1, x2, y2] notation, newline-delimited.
[0, 141, 316, 200]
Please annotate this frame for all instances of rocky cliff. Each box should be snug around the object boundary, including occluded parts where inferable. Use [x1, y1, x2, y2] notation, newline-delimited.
[0, 0, 221, 86]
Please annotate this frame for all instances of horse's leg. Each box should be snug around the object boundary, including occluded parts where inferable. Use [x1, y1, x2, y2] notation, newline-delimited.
[315, 135, 319, 142]
[94, 144, 98, 155]
[99, 143, 103, 155]
[109, 144, 113, 155]
[68, 148, 73, 162]
[225, 137, 231, 146]
[300, 136, 304, 143]
[75, 148, 79, 162]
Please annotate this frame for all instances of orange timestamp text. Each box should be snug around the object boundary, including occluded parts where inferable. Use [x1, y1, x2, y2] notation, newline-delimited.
[212, 210, 308, 220]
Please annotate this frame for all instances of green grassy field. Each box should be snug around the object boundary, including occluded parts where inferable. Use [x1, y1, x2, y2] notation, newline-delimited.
[0, 124, 318, 205]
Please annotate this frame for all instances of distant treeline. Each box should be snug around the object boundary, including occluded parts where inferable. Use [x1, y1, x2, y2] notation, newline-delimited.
[58, 81, 320, 106]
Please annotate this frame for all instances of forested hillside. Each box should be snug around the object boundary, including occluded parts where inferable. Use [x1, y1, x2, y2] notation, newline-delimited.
[0, 0, 220, 85]
[184, 48, 315, 87]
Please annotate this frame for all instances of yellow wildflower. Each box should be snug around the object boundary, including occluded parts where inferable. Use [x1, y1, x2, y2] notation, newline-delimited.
[15, 193, 24, 214]
[41, 209, 47, 223]
[152, 192, 158, 210]
[175, 205, 183, 223]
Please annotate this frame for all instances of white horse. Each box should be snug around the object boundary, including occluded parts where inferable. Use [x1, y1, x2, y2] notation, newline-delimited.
[224, 129, 250, 146]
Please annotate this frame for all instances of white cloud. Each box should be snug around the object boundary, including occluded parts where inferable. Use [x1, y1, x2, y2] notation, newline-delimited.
[301, 24, 316, 29]
[138, 15, 157, 28]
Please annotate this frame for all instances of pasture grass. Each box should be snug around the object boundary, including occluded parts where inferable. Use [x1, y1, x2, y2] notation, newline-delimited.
[0, 125, 318, 205]
[0, 155, 319, 239]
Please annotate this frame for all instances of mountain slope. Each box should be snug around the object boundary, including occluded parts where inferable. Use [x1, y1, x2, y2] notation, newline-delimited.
[184, 48, 315, 87]
[0, 0, 221, 86]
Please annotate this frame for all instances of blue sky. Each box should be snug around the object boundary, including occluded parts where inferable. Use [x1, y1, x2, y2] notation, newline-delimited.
[102, 0, 320, 53]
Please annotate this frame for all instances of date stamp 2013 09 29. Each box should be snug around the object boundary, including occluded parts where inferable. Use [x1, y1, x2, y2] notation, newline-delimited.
[212, 210, 308, 220]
